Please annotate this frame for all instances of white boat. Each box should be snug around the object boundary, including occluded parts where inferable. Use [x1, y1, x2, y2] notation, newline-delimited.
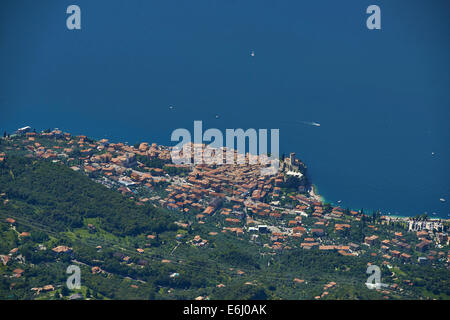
[250, 50, 255, 57]
[440, 198, 446, 203]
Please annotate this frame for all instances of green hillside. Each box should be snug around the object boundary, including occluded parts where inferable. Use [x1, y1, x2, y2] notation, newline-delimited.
[0, 155, 448, 300]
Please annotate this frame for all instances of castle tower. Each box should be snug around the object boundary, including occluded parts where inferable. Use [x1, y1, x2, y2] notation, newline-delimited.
[289, 152, 295, 165]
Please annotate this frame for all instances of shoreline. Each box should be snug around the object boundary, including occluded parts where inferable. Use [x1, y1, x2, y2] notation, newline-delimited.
[4, 126, 448, 222]
[308, 184, 449, 221]
[309, 184, 324, 203]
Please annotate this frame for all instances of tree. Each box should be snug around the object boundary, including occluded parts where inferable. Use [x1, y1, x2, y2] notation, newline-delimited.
[61, 285, 70, 297]
[284, 175, 303, 189]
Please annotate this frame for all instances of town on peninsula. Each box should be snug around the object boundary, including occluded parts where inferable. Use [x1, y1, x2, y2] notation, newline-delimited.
[0, 126, 448, 300]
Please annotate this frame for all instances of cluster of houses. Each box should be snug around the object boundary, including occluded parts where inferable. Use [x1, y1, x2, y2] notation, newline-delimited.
[2, 128, 449, 272]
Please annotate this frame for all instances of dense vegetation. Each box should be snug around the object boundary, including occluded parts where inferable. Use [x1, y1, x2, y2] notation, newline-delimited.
[0, 156, 176, 236]
[0, 154, 448, 300]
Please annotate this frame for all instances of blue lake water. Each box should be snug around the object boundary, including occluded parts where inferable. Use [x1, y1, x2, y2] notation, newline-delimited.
[1, 0, 449, 217]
